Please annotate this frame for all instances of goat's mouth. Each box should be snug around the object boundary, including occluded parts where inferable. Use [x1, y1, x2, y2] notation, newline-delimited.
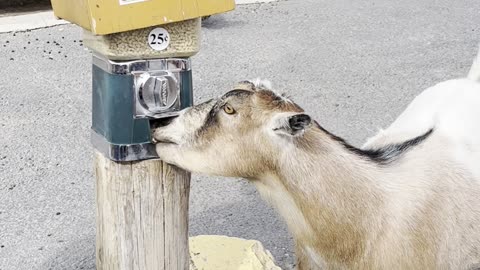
[153, 136, 179, 145]
[151, 116, 177, 129]
[150, 117, 181, 145]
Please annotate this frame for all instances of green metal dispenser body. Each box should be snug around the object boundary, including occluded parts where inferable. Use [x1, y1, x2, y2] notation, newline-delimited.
[91, 55, 193, 161]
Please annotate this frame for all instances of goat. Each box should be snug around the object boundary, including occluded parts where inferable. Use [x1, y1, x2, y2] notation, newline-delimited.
[153, 48, 480, 269]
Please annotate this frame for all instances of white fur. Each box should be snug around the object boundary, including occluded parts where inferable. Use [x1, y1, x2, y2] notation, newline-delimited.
[251, 78, 293, 103]
[468, 45, 480, 82]
[251, 77, 273, 90]
[254, 174, 313, 239]
[363, 79, 480, 178]
[304, 246, 327, 269]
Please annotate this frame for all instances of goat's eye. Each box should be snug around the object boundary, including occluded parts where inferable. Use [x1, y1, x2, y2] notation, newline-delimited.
[223, 104, 235, 114]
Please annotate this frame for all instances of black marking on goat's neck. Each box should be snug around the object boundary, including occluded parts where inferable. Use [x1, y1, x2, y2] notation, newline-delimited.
[313, 121, 434, 164]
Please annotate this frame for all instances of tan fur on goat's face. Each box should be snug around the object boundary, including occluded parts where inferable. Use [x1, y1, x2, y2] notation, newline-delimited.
[154, 81, 304, 178]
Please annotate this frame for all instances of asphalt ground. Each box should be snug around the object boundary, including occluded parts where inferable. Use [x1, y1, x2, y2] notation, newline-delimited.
[1, 0, 479, 269]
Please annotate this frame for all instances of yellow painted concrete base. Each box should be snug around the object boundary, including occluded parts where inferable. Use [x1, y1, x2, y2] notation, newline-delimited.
[189, 235, 282, 270]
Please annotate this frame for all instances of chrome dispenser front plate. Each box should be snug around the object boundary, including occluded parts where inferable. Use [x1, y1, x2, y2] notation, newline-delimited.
[133, 70, 181, 118]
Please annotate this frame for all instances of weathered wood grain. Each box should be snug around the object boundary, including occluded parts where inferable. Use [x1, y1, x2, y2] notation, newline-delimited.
[95, 151, 191, 270]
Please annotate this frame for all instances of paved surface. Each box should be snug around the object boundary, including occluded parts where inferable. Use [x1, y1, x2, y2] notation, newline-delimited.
[1, 0, 480, 269]
[0, 0, 50, 14]
[0, 11, 68, 33]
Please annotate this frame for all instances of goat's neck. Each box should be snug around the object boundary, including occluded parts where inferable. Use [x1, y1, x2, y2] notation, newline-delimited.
[257, 132, 385, 265]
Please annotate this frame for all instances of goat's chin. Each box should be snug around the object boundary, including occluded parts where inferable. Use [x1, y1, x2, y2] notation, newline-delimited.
[155, 144, 203, 174]
[156, 143, 181, 164]
[155, 144, 245, 177]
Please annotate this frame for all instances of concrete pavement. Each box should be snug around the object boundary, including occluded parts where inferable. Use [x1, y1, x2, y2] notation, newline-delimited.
[1, 0, 480, 269]
[0, 11, 68, 33]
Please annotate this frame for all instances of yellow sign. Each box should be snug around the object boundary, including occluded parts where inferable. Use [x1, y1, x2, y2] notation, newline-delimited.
[50, 0, 235, 35]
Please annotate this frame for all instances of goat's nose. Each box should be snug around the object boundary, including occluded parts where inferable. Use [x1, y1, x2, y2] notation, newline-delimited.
[150, 116, 177, 129]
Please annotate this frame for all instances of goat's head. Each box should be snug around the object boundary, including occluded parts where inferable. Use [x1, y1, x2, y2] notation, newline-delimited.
[153, 80, 312, 178]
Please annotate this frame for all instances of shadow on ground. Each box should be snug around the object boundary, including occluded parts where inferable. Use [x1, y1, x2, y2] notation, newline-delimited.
[201, 14, 247, 30]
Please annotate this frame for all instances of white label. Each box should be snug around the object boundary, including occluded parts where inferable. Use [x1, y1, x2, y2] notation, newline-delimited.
[119, 0, 149, 5]
[148, 28, 170, 51]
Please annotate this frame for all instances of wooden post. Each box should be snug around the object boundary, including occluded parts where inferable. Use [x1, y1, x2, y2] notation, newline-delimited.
[95, 152, 191, 270]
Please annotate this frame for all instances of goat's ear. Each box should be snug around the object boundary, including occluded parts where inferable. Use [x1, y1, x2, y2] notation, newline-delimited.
[272, 113, 312, 137]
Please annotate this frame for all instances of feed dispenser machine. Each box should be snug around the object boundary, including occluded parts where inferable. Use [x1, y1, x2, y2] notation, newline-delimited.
[50, 1, 235, 269]
[51, 0, 233, 161]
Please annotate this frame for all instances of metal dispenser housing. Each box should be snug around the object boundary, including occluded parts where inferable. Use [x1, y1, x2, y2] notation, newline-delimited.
[91, 54, 193, 161]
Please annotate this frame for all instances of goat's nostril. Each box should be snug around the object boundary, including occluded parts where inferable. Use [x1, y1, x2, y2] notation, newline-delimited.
[150, 116, 177, 129]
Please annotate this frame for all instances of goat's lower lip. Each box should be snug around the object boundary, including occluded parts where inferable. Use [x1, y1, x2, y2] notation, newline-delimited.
[156, 139, 178, 145]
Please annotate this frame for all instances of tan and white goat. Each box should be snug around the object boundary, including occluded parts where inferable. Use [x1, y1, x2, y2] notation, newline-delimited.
[153, 49, 480, 269]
